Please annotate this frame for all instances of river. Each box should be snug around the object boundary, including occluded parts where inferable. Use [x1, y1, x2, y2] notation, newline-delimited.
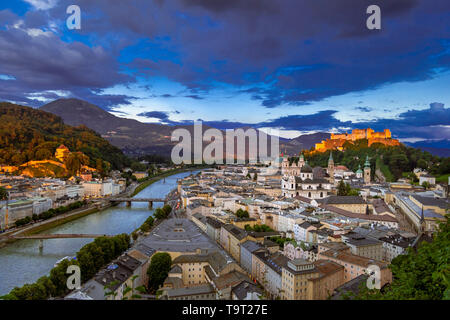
[0, 170, 197, 296]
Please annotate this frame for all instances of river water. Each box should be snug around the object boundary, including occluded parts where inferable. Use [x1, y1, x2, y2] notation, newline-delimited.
[0, 170, 197, 295]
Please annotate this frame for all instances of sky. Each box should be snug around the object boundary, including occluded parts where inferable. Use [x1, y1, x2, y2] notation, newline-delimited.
[0, 0, 449, 143]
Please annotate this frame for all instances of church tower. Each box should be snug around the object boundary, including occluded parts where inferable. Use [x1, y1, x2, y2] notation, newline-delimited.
[364, 155, 371, 184]
[420, 204, 426, 233]
[298, 152, 305, 168]
[356, 164, 363, 179]
[328, 152, 335, 184]
[281, 153, 290, 176]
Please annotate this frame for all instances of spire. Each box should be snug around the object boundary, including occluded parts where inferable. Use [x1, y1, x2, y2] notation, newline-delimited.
[420, 204, 425, 223]
[329, 152, 333, 162]
[364, 155, 370, 168]
[300, 152, 304, 160]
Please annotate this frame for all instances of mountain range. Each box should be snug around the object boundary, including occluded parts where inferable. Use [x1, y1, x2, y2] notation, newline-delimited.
[41, 99, 330, 158]
[40, 98, 449, 158]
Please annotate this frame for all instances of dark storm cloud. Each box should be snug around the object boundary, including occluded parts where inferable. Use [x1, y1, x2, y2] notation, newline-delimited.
[163, 103, 450, 141]
[32, 0, 448, 108]
[356, 106, 373, 112]
[357, 103, 450, 140]
[184, 94, 204, 100]
[71, 90, 136, 111]
[2, 0, 450, 113]
[0, 9, 134, 109]
[137, 111, 170, 120]
[258, 110, 352, 130]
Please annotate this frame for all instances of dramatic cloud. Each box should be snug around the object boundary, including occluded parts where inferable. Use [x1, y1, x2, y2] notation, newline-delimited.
[23, 0, 58, 10]
[355, 106, 373, 113]
[42, 0, 450, 107]
[137, 111, 170, 120]
[158, 103, 450, 142]
[357, 103, 450, 140]
[1, 1, 449, 145]
[0, 10, 134, 108]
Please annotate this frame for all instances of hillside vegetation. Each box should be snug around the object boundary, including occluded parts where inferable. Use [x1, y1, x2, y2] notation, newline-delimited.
[301, 139, 450, 182]
[0, 102, 130, 171]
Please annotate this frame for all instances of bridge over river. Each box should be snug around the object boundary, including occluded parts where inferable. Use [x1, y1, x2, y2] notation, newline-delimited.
[109, 197, 167, 208]
[8, 234, 111, 240]
[7, 234, 113, 250]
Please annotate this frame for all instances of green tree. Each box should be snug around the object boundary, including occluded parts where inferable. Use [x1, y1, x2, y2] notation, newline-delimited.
[0, 186, 8, 200]
[140, 223, 151, 233]
[236, 208, 250, 219]
[65, 152, 89, 176]
[49, 259, 79, 297]
[154, 208, 166, 220]
[162, 204, 172, 217]
[417, 159, 428, 170]
[422, 181, 430, 190]
[337, 180, 349, 196]
[35, 148, 52, 160]
[147, 252, 172, 293]
[351, 215, 450, 300]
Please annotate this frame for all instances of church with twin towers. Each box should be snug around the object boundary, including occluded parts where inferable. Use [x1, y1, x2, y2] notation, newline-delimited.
[280, 152, 371, 199]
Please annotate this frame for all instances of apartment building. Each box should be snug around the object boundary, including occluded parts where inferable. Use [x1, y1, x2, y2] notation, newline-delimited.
[281, 258, 320, 300]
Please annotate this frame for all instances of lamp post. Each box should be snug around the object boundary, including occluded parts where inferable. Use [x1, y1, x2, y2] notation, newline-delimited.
[5, 190, 10, 230]
[1, 190, 9, 231]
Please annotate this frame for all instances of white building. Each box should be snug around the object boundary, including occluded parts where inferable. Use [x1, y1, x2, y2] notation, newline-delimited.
[65, 185, 85, 198]
[419, 174, 436, 186]
[82, 180, 113, 198]
[31, 197, 53, 215]
[276, 212, 304, 233]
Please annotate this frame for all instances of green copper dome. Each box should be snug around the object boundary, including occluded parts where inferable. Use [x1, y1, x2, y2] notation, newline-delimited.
[356, 164, 363, 173]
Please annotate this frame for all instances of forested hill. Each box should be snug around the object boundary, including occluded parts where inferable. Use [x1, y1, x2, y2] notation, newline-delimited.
[301, 140, 450, 183]
[0, 102, 130, 170]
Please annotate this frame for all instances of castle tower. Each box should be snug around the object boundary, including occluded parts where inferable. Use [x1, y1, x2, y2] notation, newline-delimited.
[356, 164, 363, 179]
[55, 145, 70, 162]
[384, 129, 392, 139]
[364, 155, 371, 184]
[327, 152, 335, 184]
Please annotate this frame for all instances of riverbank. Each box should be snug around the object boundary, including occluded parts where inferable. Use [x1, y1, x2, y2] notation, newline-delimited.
[0, 170, 200, 296]
[130, 166, 203, 197]
[0, 206, 103, 248]
[0, 168, 202, 247]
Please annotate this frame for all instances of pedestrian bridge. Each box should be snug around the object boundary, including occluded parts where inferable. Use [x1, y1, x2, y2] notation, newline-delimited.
[9, 234, 111, 240]
[110, 197, 167, 208]
[7, 234, 113, 250]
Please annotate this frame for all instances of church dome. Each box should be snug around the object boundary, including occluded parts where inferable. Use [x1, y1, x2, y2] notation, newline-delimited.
[301, 163, 313, 173]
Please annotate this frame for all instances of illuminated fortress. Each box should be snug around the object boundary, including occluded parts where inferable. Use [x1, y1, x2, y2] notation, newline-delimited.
[315, 128, 400, 152]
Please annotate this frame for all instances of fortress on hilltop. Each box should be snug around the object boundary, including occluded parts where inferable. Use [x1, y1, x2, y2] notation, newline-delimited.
[315, 128, 400, 152]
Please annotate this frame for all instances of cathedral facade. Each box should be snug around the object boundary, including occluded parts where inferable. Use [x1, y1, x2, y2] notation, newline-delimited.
[281, 154, 335, 199]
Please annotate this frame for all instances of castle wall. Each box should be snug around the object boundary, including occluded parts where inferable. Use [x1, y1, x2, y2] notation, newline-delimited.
[315, 128, 399, 152]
